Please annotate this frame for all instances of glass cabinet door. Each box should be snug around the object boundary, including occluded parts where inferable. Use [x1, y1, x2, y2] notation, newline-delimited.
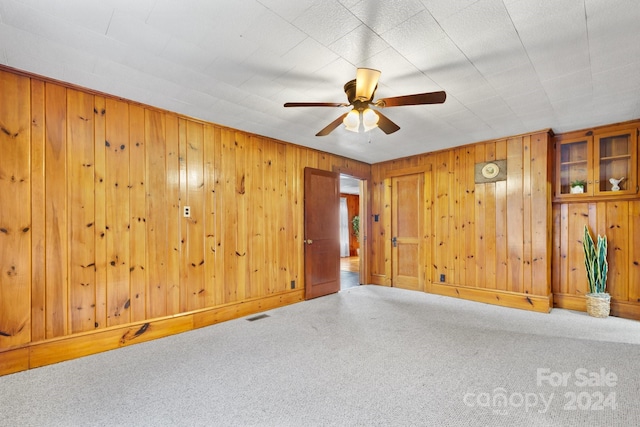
[557, 137, 592, 196]
[594, 129, 637, 196]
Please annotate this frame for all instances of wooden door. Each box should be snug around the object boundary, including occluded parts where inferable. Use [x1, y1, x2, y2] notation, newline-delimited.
[304, 168, 340, 299]
[358, 179, 368, 284]
[391, 173, 423, 291]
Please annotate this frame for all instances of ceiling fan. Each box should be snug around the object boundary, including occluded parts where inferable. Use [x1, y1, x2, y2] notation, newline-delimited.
[284, 68, 446, 136]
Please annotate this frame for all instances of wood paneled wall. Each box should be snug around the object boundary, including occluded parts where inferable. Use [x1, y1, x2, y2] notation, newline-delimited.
[552, 201, 640, 319]
[551, 120, 640, 320]
[0, 68, 370, 375]
[370, 131, 553, 312]
[3, 63, 637, 375]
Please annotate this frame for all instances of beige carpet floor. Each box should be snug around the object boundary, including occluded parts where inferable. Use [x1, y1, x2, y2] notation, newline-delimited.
[1, 285, 639, 426]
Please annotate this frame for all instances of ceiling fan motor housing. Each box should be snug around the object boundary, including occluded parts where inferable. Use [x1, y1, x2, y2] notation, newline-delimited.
[344, 79, 376, 111]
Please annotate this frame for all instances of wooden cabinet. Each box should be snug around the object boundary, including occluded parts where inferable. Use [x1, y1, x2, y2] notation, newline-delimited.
[555, 128, 637, 199]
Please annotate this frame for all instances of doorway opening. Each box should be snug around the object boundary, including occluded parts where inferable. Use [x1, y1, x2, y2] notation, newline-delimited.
[339, 174, 361, 289]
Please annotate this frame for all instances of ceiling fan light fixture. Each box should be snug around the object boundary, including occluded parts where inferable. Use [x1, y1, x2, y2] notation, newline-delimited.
[362, 108, 379, 132]
[343, 110, 360, 132]
[284, 67, 446, 137]
[355, 68, 381, 101]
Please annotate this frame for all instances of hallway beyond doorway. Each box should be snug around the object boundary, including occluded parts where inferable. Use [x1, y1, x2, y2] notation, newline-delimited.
[340, 256, 359, 289]
[340, 256, 359, 273]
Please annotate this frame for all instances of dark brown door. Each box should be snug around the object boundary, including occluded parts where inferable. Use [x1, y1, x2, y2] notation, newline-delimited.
[391, 173, 423, 291]
[304, 167, 340, 299]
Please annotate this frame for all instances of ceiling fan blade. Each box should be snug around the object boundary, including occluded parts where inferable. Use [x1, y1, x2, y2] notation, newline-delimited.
[355, 68, 381, 101]
[375, 111, 400, 135]
[376, 91, 446, 107]
[316, 113, 349, 137]
[284, 102, 348, 107]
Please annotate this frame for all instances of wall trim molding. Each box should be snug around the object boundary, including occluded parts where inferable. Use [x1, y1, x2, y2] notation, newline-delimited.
[429, 282, 552, 313]
[0, 290, 304, 376]
[554, 293, 640, 321]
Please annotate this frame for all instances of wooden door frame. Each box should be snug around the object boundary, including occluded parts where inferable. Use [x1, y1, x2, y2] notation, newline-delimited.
[384, 165, 432, 291]
[333, 167, 370, 286]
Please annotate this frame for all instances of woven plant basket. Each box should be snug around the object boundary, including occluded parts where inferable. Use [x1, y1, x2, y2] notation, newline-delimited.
[585, 293, 610, 318]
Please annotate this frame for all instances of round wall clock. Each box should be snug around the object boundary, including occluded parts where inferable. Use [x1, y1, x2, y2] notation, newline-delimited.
[481, 162, 500, 179]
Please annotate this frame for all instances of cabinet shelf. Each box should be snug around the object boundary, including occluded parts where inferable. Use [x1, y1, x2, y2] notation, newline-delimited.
[560, 160, 588, 166]
[600, 154, 631, 161]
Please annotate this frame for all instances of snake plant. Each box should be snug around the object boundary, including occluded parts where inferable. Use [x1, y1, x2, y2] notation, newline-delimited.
[583, 225, 608, 294]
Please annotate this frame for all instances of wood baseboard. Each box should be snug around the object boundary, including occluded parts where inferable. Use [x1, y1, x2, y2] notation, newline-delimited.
[554, 293, 640, 320]
[430, 282, 552, 313]
[0, 348, 29, 376]
[0, 290, 304, 377]
[552, 294, 586, 311]
[369, 274, 391, 286]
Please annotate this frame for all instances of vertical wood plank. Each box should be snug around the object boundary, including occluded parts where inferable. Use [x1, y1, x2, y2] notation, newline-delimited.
[186, 120, 205, 310]
[463, 147, 476, 287]
[506, 137, 524, 293]
[234, 131, 247, 301]
[558, 203, 570, 295]
[276, 142, 288, 293]
[178, 118, 188, 312]
[213, 127, 226, 305]
[44, 82, 68, 338]
[30, 79, 46, 342]
[165, 114, 181, 315]
[551, 205, 562, 295]
[0, 70, 32, 347]
[522, 135, 533, 294]
[606, 202, 629, 301]
[281, 144, 299, 289]
[629, 201, 640, 303]
[494, 140, 508, 291]
[531, 133, 550, 296]
[264, 140, 276, 293]
[129, 105, 146, 321]
[484, 178, 497, 289]
[382, 177, 392, 285]
[145, 109, 168, 318]
[369, 167, 382, 279]
[105, 98, 130, 326]
[203, 124, 218, 307]
[566, 204, 589, 295]
[221, 128, 238, 303]
[248, 136, 265, 298]
[447, 151, 457, 282]
[474, 146, 486, 288]
[287, 145, 303, 290]
[484, 140, 497, 289]
[452, 148, 463, 285]
[93, 96, 107, 329]
[67, 89, 96, 333]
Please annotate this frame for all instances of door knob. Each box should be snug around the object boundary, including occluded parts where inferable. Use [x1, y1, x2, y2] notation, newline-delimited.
[305, 239, 313, 244]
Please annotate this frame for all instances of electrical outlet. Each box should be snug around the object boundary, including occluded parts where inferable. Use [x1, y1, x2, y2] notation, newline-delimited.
[183, 206, 191, 218]
[291, 280, 296, 289]
[440, 274, 446, 282]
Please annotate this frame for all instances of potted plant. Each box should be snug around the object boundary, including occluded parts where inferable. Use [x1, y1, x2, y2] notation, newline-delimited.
[352, 215, 360, 255]
[570, 179, 586, 194]
[582, 225, 610, 317]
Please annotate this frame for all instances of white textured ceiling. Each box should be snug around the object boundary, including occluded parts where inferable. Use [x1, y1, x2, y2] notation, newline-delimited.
[1, 0, 639, 163]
